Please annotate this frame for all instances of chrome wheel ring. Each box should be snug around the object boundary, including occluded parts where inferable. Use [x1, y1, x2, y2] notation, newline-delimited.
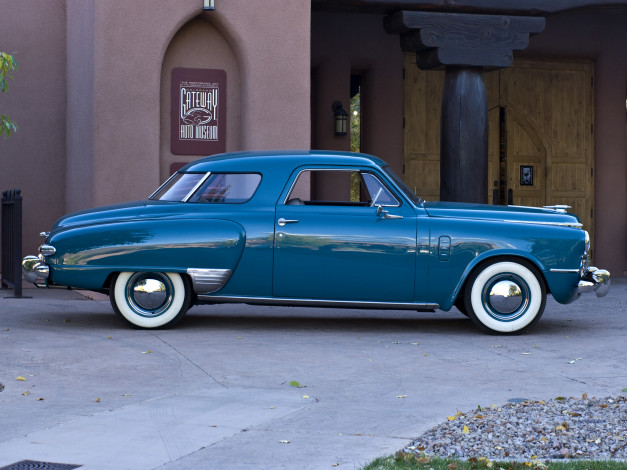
[125, 273, 174, 318]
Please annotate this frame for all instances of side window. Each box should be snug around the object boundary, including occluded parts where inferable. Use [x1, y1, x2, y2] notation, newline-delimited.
[285, 170, 399, 207]
[187, 173, 261, 203]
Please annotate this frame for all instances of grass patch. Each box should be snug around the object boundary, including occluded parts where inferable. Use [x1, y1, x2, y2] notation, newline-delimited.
[363, 453, 627, 470]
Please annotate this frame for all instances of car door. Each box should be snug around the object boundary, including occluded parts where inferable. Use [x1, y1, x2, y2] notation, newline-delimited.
[273, 167, 417, 302]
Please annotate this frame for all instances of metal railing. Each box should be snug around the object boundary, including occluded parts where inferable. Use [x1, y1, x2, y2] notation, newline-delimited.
[1, 189, 24, 297]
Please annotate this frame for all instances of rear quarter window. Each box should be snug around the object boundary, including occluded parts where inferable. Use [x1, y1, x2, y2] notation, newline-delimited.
[187, 173, 262, 203]
[151, 172, 261, 203]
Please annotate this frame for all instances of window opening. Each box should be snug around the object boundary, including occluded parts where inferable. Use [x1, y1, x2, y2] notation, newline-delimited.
[350, 74, 362, 200]
[350, 75, 361, 153]
[286, 170, 398, 207]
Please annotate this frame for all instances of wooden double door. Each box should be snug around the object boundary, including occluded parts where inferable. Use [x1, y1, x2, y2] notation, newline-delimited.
[403, 57, 595, 245]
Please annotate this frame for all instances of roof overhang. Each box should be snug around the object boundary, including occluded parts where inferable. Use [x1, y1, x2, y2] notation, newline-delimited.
[312, 0, 627, 15]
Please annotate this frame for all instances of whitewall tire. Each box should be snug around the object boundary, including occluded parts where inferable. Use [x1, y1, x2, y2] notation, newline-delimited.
[110, 272, 191, 328]
[464, 260, 546, 334]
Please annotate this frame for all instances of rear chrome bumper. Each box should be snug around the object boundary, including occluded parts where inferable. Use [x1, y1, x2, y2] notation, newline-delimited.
[578, 266, 611, 297]
[22, 255, 49, 285]
[22, 243, 55, 286]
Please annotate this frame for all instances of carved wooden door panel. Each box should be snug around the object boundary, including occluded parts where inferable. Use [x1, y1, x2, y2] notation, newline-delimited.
[403, 54, 444, 202]
[499, 60, 594, 245]
[403, 56, 594, 246]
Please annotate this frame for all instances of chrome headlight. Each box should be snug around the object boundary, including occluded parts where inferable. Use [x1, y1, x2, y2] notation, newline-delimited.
[584, 230, 590, 255]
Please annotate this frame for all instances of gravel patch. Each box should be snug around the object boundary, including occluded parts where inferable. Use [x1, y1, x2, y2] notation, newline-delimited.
[405, 395, 627, 461]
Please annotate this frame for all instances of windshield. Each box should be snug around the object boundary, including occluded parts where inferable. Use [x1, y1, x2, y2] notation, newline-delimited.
[383, 165, 424, 205]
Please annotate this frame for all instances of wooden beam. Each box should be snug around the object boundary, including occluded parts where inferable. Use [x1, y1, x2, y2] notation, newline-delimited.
[439, 68, 488, 203]
[385, 11, 545, 69]
[385, 10, 544, 203]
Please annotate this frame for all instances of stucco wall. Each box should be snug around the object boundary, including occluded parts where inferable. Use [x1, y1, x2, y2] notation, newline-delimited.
[0, 0, 67, 262]
[311, 12, 404, 175]
[1, 0, 312, 260]
[80, 0, 311, 211]
[159, 17, 242, 181]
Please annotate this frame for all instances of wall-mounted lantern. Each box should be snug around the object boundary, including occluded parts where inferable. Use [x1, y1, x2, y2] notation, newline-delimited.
[203, 0, 215, 11]
[332, 101, 348, 136]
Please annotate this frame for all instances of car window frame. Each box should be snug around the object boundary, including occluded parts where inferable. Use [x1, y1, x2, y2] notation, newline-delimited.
[149, 171, 210, 202]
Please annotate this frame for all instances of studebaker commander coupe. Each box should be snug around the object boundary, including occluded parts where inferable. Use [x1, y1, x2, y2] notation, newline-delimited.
[23, 150, 610, 333]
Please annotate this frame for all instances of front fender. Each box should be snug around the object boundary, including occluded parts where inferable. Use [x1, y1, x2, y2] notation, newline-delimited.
[428, 219, 585, 310]
[47, 218, 245, 291]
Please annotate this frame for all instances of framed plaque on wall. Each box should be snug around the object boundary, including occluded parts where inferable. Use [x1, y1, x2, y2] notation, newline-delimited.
[171, 68, 226, 155]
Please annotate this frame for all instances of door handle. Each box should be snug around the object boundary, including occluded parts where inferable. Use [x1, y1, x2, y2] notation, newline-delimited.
[278, 218, 299, 226]
[376, 206, 403, 220]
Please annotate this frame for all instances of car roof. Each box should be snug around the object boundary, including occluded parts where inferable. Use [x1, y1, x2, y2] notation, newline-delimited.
[180, 150, 388, 173]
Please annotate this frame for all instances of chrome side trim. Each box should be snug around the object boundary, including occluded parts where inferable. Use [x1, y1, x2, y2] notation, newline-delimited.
[149, 172, 178, 199]
[550, 268, 580, 273]
[506, 220, 583, 228]
[187, 268, 232, 294]
[197, 294, 440, 311]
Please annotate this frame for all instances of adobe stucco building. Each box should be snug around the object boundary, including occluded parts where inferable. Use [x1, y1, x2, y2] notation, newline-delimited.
[1, 0, 626, 277]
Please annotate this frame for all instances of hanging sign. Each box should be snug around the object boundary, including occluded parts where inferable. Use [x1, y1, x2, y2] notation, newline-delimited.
[171, 68, 226, 155]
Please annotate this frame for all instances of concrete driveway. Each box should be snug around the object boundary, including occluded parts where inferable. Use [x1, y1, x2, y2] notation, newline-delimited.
[0, 280, 625, 470]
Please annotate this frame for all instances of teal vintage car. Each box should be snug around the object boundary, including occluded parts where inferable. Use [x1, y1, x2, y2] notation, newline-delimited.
[23, 150, 610, 333]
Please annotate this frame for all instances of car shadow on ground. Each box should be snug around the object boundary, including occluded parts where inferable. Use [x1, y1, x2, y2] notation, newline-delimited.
[180, 312, 477, 335]
[8, 297, 606, 337]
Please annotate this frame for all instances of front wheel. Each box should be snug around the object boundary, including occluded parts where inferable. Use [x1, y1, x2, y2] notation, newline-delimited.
[110, 272, 191, 328]
[464, 260, 546, 334]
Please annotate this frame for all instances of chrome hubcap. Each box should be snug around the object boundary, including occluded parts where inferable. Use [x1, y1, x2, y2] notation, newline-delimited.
[125, 273, 174, 317]
[482, 274, 530, 321]
[489, 280, 523, 314]
[133, 278, 168, 310]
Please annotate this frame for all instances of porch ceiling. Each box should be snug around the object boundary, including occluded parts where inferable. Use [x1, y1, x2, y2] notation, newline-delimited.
[312, 0, 627, 15]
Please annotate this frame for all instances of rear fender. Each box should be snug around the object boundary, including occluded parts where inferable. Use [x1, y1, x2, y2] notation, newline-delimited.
[47, 218, 245, 291]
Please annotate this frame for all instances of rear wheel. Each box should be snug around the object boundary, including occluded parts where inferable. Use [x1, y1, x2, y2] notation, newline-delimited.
[110, 272, 191, 328]
[464, 260, 546, 334]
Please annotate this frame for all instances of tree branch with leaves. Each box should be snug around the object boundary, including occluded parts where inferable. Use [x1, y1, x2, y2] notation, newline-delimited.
[0, 52, 18, 137]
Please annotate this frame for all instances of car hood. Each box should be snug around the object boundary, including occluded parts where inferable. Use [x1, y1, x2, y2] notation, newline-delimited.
[422, 201, 582, 227]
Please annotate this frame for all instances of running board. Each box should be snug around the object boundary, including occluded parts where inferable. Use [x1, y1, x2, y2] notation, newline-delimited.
[197, 295, 439, 311]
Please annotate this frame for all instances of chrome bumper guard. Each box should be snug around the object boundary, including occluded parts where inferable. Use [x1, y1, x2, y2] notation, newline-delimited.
[22, 243, 55, 287]
[22, 255, 49, 285]
[578, 266, 611, 297]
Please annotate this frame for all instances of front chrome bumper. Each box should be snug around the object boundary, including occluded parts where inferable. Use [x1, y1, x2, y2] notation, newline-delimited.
[578, 266, 611, 297]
